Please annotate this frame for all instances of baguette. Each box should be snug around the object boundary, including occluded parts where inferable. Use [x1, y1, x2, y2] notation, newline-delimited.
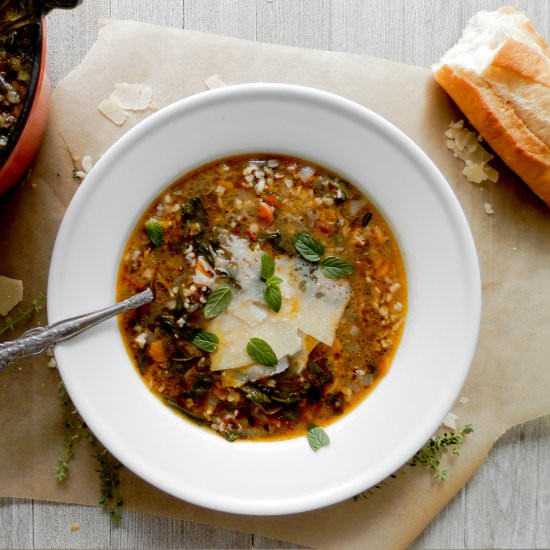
[433, 7, 550, 206]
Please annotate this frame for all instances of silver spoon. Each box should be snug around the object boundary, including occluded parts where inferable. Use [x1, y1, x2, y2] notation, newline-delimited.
[0, 288, 153, 371]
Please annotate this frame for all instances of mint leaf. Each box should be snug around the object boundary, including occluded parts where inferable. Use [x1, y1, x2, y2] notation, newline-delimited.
[145, 219, 163, 247]
[204, 285, 233, 319]
[319, 256, 354, 278]
[246, 337, 278, 366]
[307, 424, 330, 452]
[261, 253, 275, 280]
[192, 331, 219, 352]
[263, 281, 282, 312]
[293, 233, 324, 262]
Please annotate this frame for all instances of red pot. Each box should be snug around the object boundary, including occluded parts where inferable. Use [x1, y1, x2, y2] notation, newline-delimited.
[0, 22, 50, 196]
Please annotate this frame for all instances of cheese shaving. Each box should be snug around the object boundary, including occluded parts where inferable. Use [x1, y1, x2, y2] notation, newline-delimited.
[98, 97, 127, 126]
[445, 120, 499, 183]
[112, 83, 153, 111]
[207, 235, 350, 376]
[98, 83, 155, 126]
[0, 276, 23, 316]
[204, 74, 227, 90]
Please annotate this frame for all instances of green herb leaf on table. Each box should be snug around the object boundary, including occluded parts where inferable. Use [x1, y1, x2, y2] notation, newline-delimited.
[307, 424, 330, 451]
[261, 253, 275, 280]
[319, 256, 355, 278]
[409, 424, 474, 480]
[247, 337, 278, 366]
[263, 280, 282, 312]
[293, 232, 324, 262]
[145, 219, 163, 247]
[192, 331, 219, 352]
[204, 285, 233, 319]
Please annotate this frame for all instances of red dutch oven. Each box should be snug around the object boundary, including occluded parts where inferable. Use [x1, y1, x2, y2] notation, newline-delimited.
[0, 21, 49, 196]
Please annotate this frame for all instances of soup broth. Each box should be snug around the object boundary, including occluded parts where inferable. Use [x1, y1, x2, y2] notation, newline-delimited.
[117, 154, 406, 441]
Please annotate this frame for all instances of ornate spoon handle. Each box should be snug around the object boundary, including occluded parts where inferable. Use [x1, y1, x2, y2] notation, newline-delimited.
[0, 288, 153, 371]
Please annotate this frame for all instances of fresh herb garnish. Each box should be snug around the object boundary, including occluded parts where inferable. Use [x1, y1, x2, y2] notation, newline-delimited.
[246, 337, 278, 366]
[263, 276, 282, 312]
[0, 292, 45, 337]
[307, 424, 330, 451]
[192, 331, 219, 352]
[409, 424, 474, 480]
[260, 253, 283, 312]
[293, 232, 324, 262]
[204, 285, 233, 319]
[56, 381, 123, 521]
[260, 253, 275, 280]
[145, 219, 163, 247]
[319, 256, 354, 278]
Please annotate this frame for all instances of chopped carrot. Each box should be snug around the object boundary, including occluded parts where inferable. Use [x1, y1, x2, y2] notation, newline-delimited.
[265, 194, 278, 207]
[258, 201, 274, 224]
[372, 225, 386, 244]
[148, 339, 168, 363]
[195, 258, 211, 276]
[122, 273, 146, 290]
[375, 260, 390, 278]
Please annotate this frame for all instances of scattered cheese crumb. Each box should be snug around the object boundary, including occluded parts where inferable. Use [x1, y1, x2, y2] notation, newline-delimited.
[483, 202, 495, 215]
[69, 523, 80, 532]
[442, 412, 458, 430]
[445, 120, 499, 184]
[98, 83, 155, 126]
[98, 97, 128, 126]
[204, 74, 227, 89]
[458, 396, 469, 405]
[0, 276, 23, 316]
[81, 155, 93, 173]
[112, 83, 153, 111]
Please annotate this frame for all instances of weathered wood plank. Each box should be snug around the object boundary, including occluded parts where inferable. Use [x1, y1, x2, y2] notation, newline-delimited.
[32, 501, 111, 549]
[0, 498, 33, 549]
[109, 509, 251, 549]
[184, 0, 257, 41]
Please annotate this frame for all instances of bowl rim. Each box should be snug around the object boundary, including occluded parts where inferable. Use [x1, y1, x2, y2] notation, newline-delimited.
[48, 82, 482, 515]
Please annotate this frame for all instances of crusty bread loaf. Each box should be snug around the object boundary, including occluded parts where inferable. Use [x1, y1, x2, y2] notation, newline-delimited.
[433, 7, 550, 206]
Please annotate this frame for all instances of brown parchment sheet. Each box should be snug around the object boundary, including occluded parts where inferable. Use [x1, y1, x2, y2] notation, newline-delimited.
[1, 20, 549, 549]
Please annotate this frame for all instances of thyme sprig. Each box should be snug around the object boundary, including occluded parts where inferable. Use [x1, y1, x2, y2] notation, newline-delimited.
[56, 381, 124, 521]
[0, 292, 46, 338]
[55, 381, 84, 481]
[86, 431, 124, 522]
[409, 424, 473, 480]
[354, 424, 474, 501]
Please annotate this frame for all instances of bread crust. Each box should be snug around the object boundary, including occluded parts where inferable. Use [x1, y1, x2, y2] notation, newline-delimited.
[434, 63, 550, 206]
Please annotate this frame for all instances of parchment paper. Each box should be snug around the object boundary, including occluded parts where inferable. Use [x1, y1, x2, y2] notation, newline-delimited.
[1, 20, 549, 549]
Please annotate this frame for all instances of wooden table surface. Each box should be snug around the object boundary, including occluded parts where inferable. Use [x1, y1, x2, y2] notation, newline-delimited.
[1, 1, 549, 548]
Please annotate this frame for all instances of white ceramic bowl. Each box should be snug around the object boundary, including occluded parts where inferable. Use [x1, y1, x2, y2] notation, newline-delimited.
[48, 83, 481, 515]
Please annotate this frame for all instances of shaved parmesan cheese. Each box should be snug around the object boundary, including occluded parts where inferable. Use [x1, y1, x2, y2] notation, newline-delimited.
[81, 155, 93, 173]
[208, 235, 350, 374]
[445, 120, 499, 183]
[0, 276, 23, 316]
[98, 97, 127, 126]
[221, 357, 289, 387]
[231, 301, 268, 327]
[112, 83, 153, 111]
[297, 271, 350, 346]
[208, 309, 302, 371]
[289, 333, 319, 374]
[442, 412, 459, 430]
[204, 74, 227, 89]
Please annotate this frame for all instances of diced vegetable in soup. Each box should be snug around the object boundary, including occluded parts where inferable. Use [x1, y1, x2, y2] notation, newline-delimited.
[117, 154, 406, 442]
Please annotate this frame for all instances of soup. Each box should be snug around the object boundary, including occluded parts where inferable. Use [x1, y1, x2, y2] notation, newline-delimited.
[0, 25, 36, 155]
[117, 154, 406, 441]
